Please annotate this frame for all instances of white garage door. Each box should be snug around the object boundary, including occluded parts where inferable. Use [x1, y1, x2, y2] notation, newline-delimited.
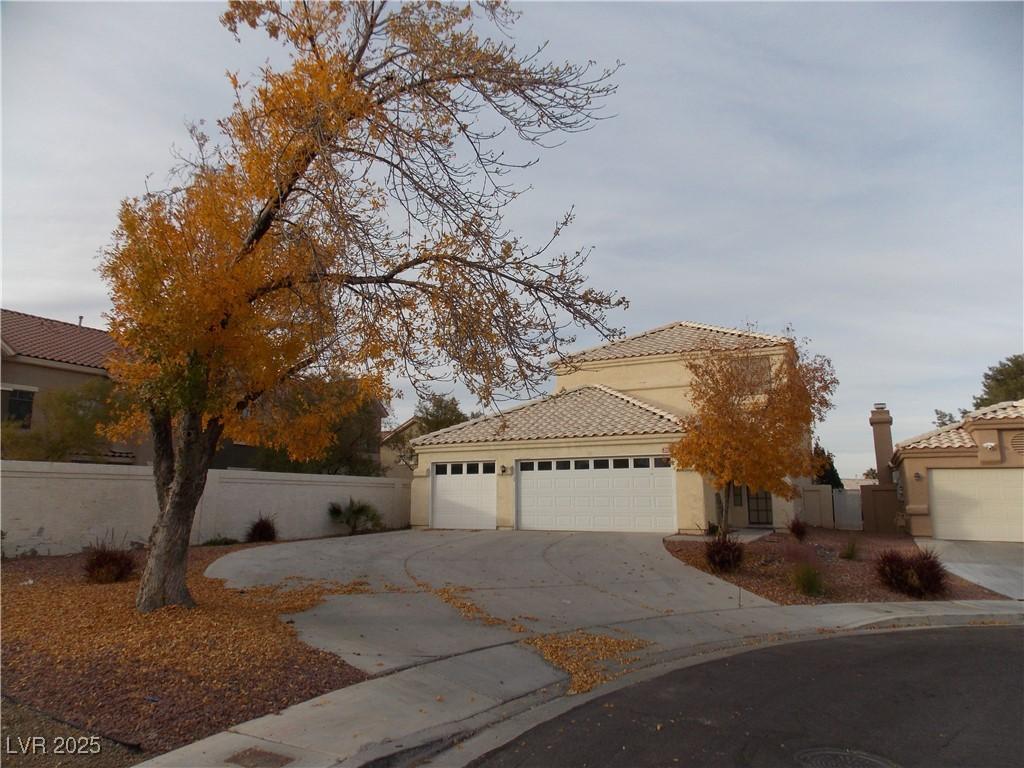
[431, 461, 497, 529]
[929, 468, 1024, 543]
[518, 456, 676, 532]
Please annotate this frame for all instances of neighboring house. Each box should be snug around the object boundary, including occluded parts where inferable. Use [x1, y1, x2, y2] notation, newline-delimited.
[2, 308, 385, 473]
[891, 400, 1024, 543]
[840, 477, 878, 491]
[1, 308, 145, 463]
[409, 321, 804, 533]
[380, 416, 424, 478]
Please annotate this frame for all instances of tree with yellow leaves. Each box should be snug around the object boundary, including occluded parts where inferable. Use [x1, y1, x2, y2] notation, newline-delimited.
[101, 1, 624, 612]
[668, 332, 838, 535]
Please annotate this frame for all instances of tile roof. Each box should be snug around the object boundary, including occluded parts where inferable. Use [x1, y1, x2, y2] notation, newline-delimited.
[561, 321, 789, 364]
[1, 308, 116, 371]
[896, 400, 1024, 452]
[411, 384, 684, 446]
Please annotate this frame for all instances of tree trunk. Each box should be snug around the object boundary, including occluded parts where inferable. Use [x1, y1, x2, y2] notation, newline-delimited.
[717, 480, 733, 537]
[136, 410, 223, 613]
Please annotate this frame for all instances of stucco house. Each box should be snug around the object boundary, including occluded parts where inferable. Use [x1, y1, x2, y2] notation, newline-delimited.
[892, 400, 1024, 543]
[380, 416, 424, 479]
[409, 321, 803, 533]
[1, 308, 145, 463]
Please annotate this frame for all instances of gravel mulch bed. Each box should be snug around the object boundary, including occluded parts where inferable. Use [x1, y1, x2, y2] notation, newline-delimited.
[1, 698, 151, 768]
[665, 528, 1004, 605]
[1, 544, 369, 755]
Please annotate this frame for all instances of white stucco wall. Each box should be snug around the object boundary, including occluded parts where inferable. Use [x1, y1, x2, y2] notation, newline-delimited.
[0, 461, 411, 556]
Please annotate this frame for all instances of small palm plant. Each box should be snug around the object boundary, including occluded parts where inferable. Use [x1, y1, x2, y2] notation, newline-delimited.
[328, 499, 382, 535]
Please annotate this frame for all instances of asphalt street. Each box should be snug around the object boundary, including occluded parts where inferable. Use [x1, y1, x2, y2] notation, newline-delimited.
[472, 626, 1024, 768]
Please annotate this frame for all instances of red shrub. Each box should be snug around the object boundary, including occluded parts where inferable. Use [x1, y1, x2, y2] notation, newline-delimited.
[876, 548, 948, 597]
[788, 516, 808, 542]
[705, 535, 744, 573]
[83, 542, 136, 584]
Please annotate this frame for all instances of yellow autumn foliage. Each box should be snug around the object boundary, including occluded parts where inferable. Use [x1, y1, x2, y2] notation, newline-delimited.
[669, 333, 838, 504]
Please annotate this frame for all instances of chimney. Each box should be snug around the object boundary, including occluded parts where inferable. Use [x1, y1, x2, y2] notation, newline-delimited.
[869, 402, 894, 485]
[78, 315, 83, 327]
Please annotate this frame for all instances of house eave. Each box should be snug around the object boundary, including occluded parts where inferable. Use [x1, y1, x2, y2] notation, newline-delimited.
[412, 431, 684, 453]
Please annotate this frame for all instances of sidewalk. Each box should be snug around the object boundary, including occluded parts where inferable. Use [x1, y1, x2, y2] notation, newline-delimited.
[139, 599, 1023, 768]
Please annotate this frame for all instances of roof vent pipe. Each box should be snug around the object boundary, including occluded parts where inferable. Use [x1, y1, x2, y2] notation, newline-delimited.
[78, 315, 83, 327]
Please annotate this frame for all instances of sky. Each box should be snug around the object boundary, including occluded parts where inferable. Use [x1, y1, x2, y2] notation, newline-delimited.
[3, 1, 1022, 477]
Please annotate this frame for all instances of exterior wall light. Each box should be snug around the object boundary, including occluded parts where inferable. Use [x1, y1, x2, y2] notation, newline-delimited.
[913, 472, 923, 481]
[982, 442, 997, 450]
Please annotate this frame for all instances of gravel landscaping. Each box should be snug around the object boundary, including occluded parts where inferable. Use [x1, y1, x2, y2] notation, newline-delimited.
[1, 699, 150, 768]
[1, 544, 368, 755]
[665, 528, 1004, 605]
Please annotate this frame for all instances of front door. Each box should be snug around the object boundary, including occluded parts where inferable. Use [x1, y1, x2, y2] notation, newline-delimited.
[747, 489, 773, 526]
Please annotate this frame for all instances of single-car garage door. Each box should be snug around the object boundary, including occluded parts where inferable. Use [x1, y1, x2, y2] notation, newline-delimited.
[431, 461, 497, 529]
[518, 456, 676, 532]
[929, 468, 1024, 542]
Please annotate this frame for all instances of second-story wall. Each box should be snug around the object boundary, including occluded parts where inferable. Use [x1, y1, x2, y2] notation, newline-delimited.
[554, 345, 788, 417]
[554, 355, 697, 416]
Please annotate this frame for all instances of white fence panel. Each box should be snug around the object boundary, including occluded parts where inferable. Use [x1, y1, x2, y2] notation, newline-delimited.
[0, 460, 411, 557]
[833, 488, 863, 531]
[800, 484, 835, 528]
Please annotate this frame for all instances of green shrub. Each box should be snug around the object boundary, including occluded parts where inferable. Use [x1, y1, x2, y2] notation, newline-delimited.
[791, 562, 825, 596]
[245, 515, 277, 543]
[84, 540, 136, 584]
[704, 534, 744, 573]
[203, 535, 239, 546]
[328, 499, 382, 534]
[839, 538, 858, 561]
[876, 548, 948, 597]
[788, 516, 808, 542]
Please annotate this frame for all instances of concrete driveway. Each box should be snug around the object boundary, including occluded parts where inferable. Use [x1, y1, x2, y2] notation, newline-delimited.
[145, 533, 1022, 767]
[918, 539, 1024, 600]
[206, 529, 770, 673]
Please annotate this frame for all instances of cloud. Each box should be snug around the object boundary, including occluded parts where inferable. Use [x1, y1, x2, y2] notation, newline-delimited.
[3, 2, 1020, 476]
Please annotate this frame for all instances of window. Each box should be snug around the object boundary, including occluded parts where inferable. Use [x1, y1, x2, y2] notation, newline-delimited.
[451, 463, 464, 475]
[654, 457, 671, 468]
[537, 461, 553, 471]
[632, 457, 650, 468]
[482, 462, 496, 474]
[3, 389, 34, 428]
[574, 459, 590, 470]
[593, 459, 610, 469]
[555, 460, 571, 470]
[733, 485, 743, 506]
[748, 489, 773, 525]
[466, 462, 480, 474]
[612, 458, 629, 469]
[520, 461, 535, 471]
[435, 464, 448, 475]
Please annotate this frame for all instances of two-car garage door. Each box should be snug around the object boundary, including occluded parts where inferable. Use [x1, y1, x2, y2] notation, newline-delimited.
[929, 468, 1024, 543]
[518, 456, 676, 532]
[429, 455, 678, 532]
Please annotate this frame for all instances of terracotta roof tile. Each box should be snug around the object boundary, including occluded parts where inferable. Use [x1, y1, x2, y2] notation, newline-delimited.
[562, 321, 789, 364]
[411, 385, 683, 446]
[896, 400, 1024, 451]
[1, 308, 116, 371]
